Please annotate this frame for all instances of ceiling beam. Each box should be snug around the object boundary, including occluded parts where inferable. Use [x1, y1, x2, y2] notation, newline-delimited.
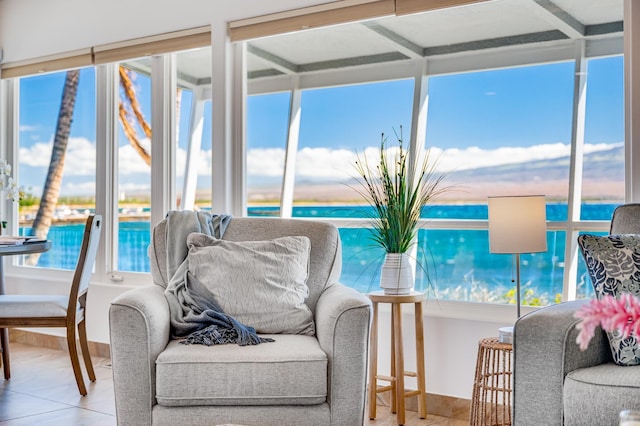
[586, 21, 624, 37]
[299, 52, 409, 73]
[524, 0, 585, 38]
[247, 44, 297, 75]
[361, 21, 423, 59]
[423, 30, 567, 56]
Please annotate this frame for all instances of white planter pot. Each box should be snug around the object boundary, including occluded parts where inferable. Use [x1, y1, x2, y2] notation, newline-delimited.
[380, 252, 414, 295]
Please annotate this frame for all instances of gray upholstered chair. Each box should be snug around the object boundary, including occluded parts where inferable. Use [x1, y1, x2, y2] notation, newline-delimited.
[514, 203, 640, 426]
[109, 217, 372, 426]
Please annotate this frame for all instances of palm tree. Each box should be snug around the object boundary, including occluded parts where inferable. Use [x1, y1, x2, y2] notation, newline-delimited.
[118, 65, 183, 204]
[27, 65, 179, 265]
[118, 65, 183, 168]
[119, 66, 151, 166]
[26, 69, 80, 264]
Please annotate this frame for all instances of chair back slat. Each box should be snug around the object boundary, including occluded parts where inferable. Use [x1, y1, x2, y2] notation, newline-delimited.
[67, 215, 102, 312]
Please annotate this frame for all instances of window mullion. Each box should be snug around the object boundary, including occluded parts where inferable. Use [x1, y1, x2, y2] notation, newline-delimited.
[408, 61, 429, 271]
[563, 40, 588, 301]
[180, 87, 206, 210]
[95, 64, 118, 281]
[150, 55, 176, 226]
[232, 42, 247, 217]
[280, 82, 302, 219]
[2, 79, 18, 233]
[624, 0, 640, 202]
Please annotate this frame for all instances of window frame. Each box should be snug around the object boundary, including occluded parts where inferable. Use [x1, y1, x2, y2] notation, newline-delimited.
[243, 38, 618, 303]
[0, 16, 623, 315]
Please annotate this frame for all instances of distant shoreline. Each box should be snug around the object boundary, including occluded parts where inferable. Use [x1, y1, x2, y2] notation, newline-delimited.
[16, 199, 623, 227]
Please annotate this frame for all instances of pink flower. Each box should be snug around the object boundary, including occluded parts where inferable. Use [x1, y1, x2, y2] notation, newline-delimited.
[574, 293, 640, 351]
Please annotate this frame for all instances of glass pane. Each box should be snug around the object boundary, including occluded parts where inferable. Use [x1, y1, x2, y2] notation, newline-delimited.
[581, 56, 624, 218]
[247, 92, 291, 217]
[17, 68, 96, 269]
[294, 79, 414, 210]
[338, 227, 386, 293]
[118, 60, 151, 272]
[425, 63, 575, 219]
[175, 47, 212, 210]
[415, 229, 565, 306]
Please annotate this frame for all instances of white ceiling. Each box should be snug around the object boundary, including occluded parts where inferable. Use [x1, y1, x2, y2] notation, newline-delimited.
[245, 0, 623, 78]
[169, 0, 623, 86]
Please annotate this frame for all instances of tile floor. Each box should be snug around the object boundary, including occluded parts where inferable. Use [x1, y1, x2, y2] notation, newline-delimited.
[0, 342, 468, 425]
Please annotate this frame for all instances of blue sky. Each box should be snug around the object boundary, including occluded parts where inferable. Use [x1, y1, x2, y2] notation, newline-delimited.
[15, 55, 624, 197]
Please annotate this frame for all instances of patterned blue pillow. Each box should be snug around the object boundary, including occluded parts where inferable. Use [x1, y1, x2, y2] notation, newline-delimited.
[578, 234, 640, 366]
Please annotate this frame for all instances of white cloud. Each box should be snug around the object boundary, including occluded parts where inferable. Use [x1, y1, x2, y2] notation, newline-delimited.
[20, 137, 96, 175]
[63, 181, 95, 194]
[118, 139, 150, 175]
[247, 148, 285, 177]
[119, 182, 150, 192]
[436, 142, 621, 172]
[19, 141, 54, 168]
[18, 136, 622, 194]
[246, 142, 622, 181]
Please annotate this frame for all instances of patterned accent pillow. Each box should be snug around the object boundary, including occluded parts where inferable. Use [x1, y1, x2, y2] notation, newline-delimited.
[187, 233, 315, 335]
[578, 234, 640, 366]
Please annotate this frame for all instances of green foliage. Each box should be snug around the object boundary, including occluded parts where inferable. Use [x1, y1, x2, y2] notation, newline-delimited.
[352, 127, 449, 253]
[18, 188, 38, 207]
[502, 287, 562, 307]
[434, 273, 564, 306]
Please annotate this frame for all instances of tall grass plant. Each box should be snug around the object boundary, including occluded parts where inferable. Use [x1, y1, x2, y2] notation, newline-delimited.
[352, 127, 449, 254]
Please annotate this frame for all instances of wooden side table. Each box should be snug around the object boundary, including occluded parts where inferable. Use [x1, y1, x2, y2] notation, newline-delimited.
[470, 337, 513, 426]
[367, 290, 427, 425]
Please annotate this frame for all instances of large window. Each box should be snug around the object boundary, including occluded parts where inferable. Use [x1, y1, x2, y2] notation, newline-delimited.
[416, 63, 575, 302]
[241, 5, 623, 307]
[9, 46, 213, 276]
[244, 56, 617, 305]
[247, 92, 290, 215]
[425, 63, 575, 213]
[117, 60, 152, 272]
[175, 47, 213, 211]
[2, 0, 624, 311]
[581, 55, 625, 217]
[293, 80, 414, 207]
[17, 68, 96, 270]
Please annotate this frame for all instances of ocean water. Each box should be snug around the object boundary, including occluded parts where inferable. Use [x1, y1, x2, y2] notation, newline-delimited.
[23, 203, 618, 303]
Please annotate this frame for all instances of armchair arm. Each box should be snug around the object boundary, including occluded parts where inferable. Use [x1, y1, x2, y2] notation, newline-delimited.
[109, 284, 171, 426]
[315, 282, 372, 426]
[514, 300, 611, 426]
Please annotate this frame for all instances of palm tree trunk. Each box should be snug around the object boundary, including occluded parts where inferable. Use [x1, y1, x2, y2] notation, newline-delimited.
[118, 66, 151, 166]
[27, 69, 79, 265]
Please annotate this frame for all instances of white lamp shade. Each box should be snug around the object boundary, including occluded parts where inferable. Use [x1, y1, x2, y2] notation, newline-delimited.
[488, 195, 548, 254]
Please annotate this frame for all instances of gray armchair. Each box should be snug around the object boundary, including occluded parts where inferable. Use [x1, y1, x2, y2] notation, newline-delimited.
[514, 203, 640, 426]
[109, 217, 372, 426]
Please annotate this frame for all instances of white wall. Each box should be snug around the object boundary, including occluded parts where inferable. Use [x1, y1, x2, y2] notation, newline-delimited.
[0, 0, 574, 402]
[374, 302, 512, 399]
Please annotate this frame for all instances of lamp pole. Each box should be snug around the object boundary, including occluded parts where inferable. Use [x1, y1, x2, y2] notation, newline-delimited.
[516, 252, 521, 318]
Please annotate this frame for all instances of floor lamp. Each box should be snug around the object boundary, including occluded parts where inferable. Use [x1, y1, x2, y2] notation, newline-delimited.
[488, 195, 548, 320]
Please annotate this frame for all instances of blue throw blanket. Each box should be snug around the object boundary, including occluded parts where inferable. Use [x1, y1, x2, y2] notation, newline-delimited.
[163, 210, 273, 346]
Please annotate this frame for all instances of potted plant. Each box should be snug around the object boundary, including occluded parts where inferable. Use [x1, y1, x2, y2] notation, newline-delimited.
[352, 127, 449, 295]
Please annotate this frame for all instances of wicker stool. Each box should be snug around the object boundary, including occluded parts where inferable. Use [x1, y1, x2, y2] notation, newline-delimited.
[470, 337, 513, 426]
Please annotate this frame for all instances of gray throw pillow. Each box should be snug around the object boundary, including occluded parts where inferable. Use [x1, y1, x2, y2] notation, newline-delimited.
[186, 233, 315, 335]
[578, 234, 640, 366]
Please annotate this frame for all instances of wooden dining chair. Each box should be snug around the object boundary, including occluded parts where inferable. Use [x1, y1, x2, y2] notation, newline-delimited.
[0, 214, 102, 396]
